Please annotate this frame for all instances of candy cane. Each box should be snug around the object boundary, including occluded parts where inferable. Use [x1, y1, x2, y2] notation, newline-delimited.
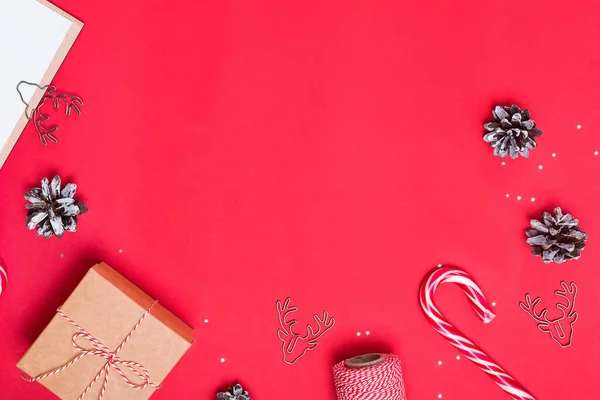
[0, 260, 7, 296]
[419, 267, 535, 400]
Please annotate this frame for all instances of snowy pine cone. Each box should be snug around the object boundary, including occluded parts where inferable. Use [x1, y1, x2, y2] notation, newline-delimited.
[25, 175, 88, 238]
[526, 207, 587, 264]
[217, 384, 252, 400]
[483, 105, 542, 159]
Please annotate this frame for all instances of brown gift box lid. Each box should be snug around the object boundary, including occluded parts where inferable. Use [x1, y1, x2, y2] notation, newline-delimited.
[17, 262, 194, 400]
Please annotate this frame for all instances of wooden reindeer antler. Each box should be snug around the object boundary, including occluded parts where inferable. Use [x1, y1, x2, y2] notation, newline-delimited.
[519, 294, 550, 329]
[555, 281, 578, 318]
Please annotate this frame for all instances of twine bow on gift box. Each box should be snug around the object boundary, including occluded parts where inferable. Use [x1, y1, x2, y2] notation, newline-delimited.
[22, 302, 161, 400]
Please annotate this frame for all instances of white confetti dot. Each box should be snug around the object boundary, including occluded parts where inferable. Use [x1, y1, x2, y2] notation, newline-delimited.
[220, 358, 225, 363]
[492, 302, 497, 307]
[204, 319, 209, 323]
[552, 153, 556, 157]
[356, 332, 361, 336]
[517, 196, 522, 200]
[60, 254, 64, 258]
[456, 355, 461, 360]
[505, 193, 510, 198]
[538, 165, 543, 170]
[577, 125, 582, 129]
[437, 264, 442, 268]
[595, 151, 599, 156]
[438, 361, 443, 366]
[119, 249, 123, 253]
[531, 197, 536, 202]
[366, 331, 370, 335]
[501, 161, 506, 166]
[438, 395, 443, 399]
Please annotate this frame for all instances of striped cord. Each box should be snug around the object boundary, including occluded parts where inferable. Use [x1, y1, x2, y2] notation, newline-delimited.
[333, 354, 406, 400]
[23, 301, 161, 400]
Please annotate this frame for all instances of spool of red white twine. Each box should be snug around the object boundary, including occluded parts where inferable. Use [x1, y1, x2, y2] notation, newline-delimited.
[0, 260, 7, 296]
[333, 353, 406, 400]
[419, 267, 535, 400]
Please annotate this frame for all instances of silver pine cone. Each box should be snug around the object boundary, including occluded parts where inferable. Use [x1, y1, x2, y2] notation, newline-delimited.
[526, 207, 587, 264]
[25, 175, 88, 238]
[483, 105, 542, 158]
[217, 384, 252, 400]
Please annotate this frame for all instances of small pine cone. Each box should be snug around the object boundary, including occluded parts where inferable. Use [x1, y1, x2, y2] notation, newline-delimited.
[25, 175, 88, 238]
[526, 207, 587, 264]
[483, 104, 542, 159]
[217, 384, 252, 400]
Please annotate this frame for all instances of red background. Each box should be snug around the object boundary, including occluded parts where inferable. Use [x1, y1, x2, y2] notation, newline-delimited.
[1, 0, 600, 398]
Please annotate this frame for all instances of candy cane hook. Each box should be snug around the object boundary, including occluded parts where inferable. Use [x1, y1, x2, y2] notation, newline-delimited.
[419, 267, 535, 400]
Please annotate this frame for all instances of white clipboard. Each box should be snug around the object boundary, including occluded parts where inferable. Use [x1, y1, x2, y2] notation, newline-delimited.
[0, 0, 83, 169]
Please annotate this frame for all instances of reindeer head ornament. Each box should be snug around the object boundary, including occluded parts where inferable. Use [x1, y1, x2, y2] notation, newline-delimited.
[276, 298, 335, 364]
[16, 81, 83, 145]
[520, 281, 578, 348]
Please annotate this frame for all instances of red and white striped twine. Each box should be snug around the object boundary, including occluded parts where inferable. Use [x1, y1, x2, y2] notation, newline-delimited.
[419, 267, 535, 400]
[333, 354, 406, 400]
[22, 302, 161, 400]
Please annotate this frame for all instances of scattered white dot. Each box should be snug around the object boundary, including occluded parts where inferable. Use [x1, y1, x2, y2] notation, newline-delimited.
[492, 302, 497, 307]
[356, 332, 361, 336]
[220, 358, 225, 363]
[501, 161, 506, 166]
[438, 395, 443, 399]
[538, 165, 543, 170]
[456, 355, 461, 360]
[366, 331, 370, 335]
[552, 153, 556, 158]
[505, 193, 510, 198]
[531, 197, 536, 202]
[119, 249, 123, 253]
[437, 264, 442, 268]
[577, 125, 582, 129]
[517, 196, 522, 201]
[438, 361, 443, 366]
[595, 151, 598, 156]
[204, 319, 209, 323]
[60, 254, 64, 258]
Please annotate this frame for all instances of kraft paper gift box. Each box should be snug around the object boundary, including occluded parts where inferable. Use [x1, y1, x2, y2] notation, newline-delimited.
[17, 262, 194, 400]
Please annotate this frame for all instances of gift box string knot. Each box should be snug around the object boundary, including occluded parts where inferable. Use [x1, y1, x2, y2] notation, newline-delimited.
[22, 301, 162, 400]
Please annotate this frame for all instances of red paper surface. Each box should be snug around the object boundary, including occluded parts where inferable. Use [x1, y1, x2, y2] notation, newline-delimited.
[1, 0, 600, 399]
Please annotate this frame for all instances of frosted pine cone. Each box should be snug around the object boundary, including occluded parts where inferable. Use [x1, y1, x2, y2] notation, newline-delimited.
[483, 105, 542, 158]
[25, 175, 88, 238]
[526, 207, 587, 264]
[217, 384, 252, 400]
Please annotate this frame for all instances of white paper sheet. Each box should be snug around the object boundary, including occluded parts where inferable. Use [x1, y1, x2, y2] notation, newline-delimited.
[0, 0, 72, 151]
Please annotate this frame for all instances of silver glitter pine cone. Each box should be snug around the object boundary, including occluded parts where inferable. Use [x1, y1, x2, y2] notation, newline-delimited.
[217, 384, 252, 400]
[526, 207, 587, 264]
[25, 175, 88, 238]
[483, 104, 542, 159]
